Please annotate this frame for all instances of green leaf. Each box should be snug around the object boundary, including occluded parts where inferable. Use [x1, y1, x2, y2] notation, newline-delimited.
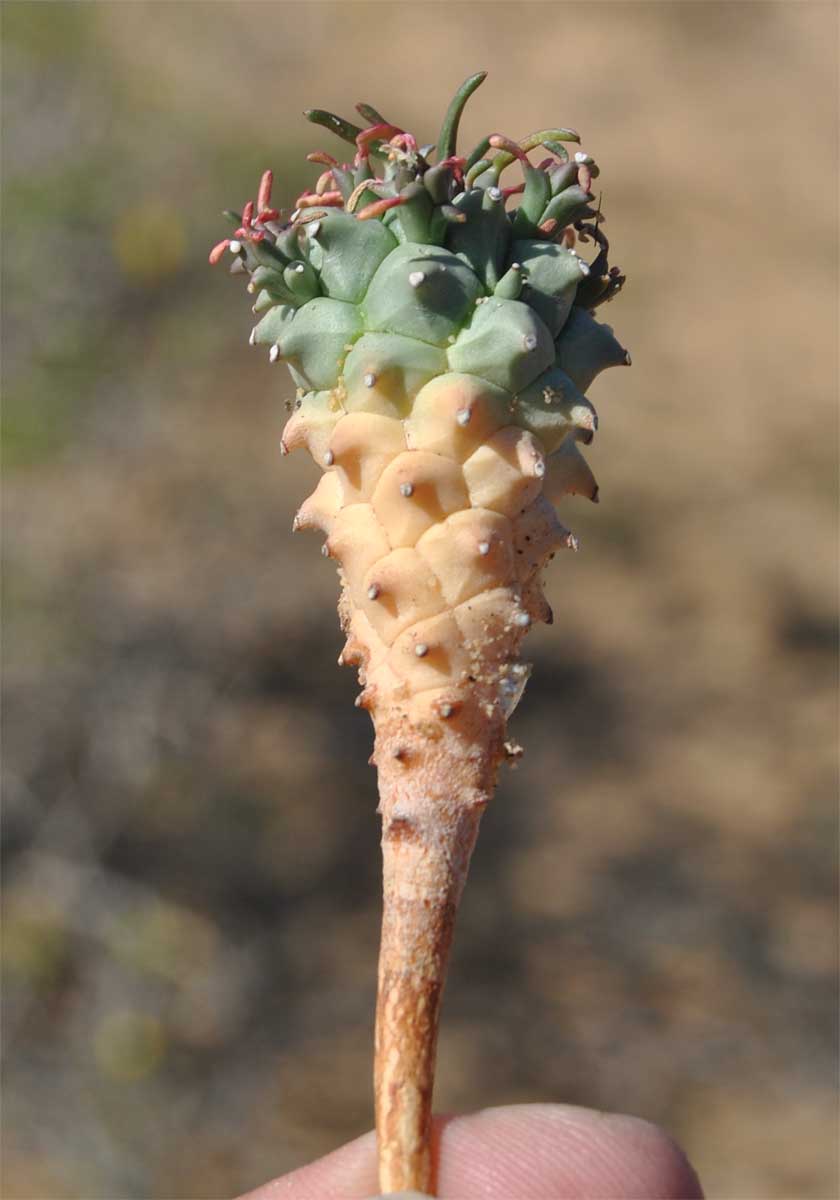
[436, 71, 488, 161]
[304, 109, 363, 145]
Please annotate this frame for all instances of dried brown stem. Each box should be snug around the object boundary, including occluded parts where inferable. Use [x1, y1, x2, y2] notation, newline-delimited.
[373, 703, 506, 1196]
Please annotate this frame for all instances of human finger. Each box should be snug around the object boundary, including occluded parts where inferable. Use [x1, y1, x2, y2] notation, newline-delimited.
[237, 1102, 703, 1199]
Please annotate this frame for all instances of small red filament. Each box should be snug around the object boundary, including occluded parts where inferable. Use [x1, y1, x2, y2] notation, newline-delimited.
[208, 239, 231, 264]
[257, 170, 273, 213]
[356, 195, 406, 221]
[356, 123, 403, 157]
[297, 191, 344, 208]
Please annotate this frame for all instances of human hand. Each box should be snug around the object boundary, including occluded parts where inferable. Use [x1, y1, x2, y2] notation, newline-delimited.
[237, 1103, 704, 1199]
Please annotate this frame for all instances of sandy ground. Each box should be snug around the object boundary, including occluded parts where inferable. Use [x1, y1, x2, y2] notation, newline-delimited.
[2, 3, 837, 1198]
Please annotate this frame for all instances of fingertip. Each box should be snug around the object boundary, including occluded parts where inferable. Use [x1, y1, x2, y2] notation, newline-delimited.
[596, 1112, 705, 1200]
[434, 1104, 704, 1199]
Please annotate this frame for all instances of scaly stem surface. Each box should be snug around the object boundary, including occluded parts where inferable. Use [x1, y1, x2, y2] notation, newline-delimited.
[373, 705, 505, 1194]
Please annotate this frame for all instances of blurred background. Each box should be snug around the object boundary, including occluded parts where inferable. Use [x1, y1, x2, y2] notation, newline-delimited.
[2, 3, 837, 1197]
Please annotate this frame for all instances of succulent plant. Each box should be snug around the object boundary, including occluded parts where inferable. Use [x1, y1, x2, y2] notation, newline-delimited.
[211, 71, 628, 1196]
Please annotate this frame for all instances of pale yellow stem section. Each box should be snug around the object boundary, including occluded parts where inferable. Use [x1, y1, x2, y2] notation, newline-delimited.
[373, 704, 505, 1196]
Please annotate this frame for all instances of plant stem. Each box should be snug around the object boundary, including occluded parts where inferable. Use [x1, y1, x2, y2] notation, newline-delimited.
[373, 705, 505, 1195]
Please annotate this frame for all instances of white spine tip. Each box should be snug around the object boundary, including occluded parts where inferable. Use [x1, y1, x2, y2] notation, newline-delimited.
[367, 584, 380, 601]
[408, 270, 425, 288]
[248, 328, 257, 346]
[488, 186, 502, 201]
[414, 643, 429, 658]
[439, 702, 454, 719]
[477, 541, 490, 556]
[511, 262, 521, 271]
[578, 260, 591, 276]
[399, 482, 414, 498]
[624, 350, 632, 366]
[534, 458, 546, 477]
[228, 240, 242, 254]
[455, 408, 471, 426]
[363, 372, 377, 388]
[293, 262, 306, 274]
[574, 151, 593, 164]
[323, 450, 334, 466]
[269, 344, 281, 363]
[320, 544, 330, 557]
[514, 611, 531, 628]
[523, 333, 538, 351]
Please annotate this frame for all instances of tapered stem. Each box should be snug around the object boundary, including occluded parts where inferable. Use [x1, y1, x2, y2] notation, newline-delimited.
[373, 706, 505, 1195]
